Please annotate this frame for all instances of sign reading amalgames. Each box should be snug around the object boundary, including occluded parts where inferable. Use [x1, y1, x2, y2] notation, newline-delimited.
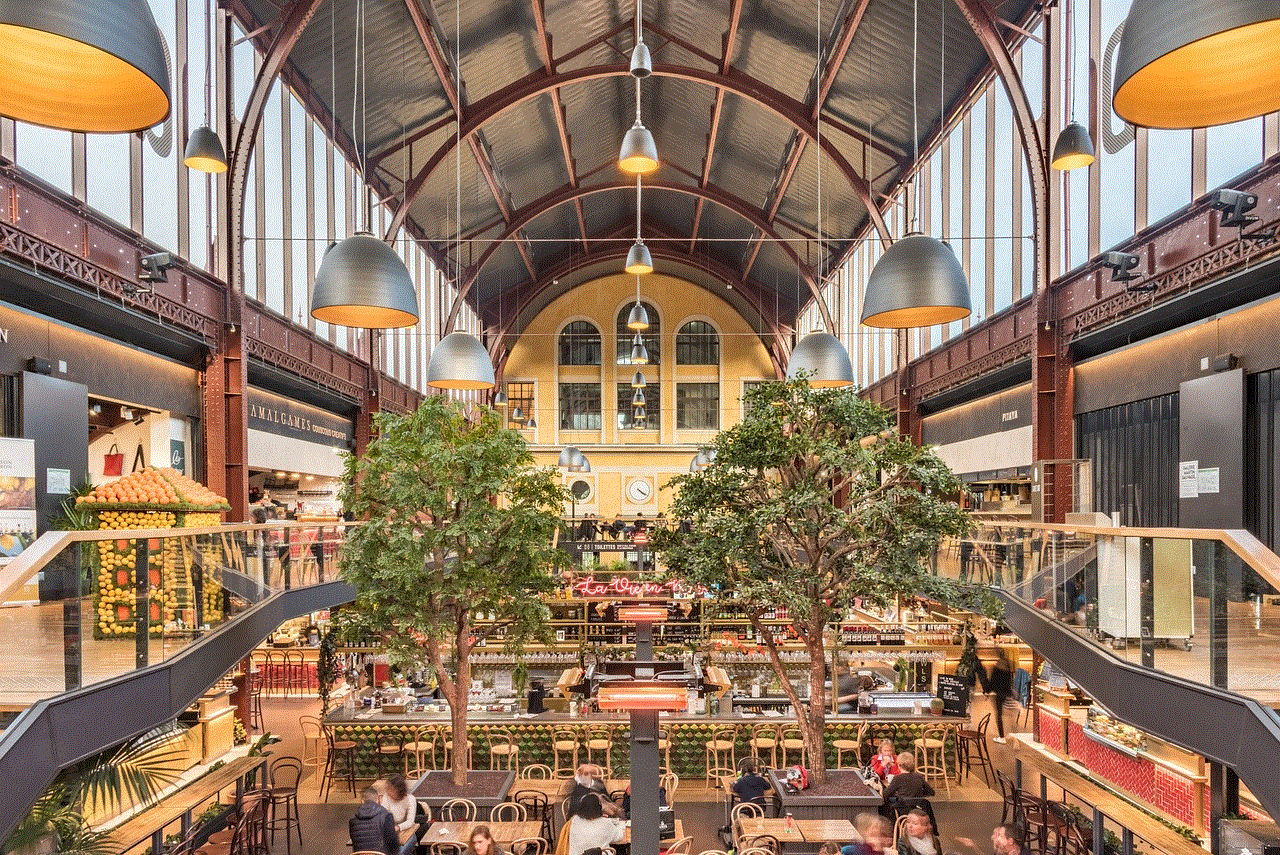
[247, 388, 353, 447]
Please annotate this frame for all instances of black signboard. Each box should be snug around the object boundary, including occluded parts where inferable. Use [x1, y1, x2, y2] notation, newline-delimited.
[936, 674, 969, 717]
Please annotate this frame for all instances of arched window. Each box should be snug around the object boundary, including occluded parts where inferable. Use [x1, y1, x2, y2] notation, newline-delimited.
[616, 302, 660, 365]
[675, 321, 719, 365]
[559, 320, 601, 365]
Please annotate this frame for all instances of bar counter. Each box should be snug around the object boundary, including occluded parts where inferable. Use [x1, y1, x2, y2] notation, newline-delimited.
[323, 706, 965, 779]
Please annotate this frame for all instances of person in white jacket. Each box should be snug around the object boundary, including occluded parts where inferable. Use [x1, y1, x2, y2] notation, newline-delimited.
[567, 794, 625, 855]
[380, 774, 420, 855]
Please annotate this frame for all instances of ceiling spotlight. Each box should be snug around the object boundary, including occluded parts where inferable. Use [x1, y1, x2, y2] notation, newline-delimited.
[120, 407, 134, 420]
[89, 403, 102, 416]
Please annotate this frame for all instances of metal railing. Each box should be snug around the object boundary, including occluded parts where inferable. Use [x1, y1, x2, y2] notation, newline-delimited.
[0, 521, 357, 842]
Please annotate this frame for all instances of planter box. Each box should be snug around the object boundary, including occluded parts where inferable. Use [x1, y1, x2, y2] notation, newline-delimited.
[768, 769, 881, 820]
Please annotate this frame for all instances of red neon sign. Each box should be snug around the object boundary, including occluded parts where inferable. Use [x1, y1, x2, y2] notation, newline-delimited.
[569, 575, 707, 598]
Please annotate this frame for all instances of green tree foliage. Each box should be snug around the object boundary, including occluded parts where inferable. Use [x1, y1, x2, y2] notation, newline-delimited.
[338, 397, 565, 784]
[655, 379, 971, 783]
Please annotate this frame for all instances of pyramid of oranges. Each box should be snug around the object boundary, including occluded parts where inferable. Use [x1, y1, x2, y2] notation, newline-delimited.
[78, 467, 230, 511]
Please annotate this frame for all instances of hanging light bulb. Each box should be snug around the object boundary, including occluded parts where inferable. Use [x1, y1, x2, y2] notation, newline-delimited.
[630, 333, 649, 364]
[631, 389, 646, 407]
[631, 370, 646, 388]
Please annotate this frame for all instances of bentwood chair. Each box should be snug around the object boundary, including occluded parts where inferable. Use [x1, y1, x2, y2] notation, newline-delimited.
[267, 756, 304, 855]
[748, 724, 779, 770]
[440, 798, 477, 822]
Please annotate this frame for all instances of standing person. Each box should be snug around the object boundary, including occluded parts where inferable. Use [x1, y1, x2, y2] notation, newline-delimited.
[731, 758, 770, 808]
[350, 786, 399, 855]
[380, 774, 420, 855]
[567, 794, 625, 855]
[841, 814, 891, 855]
[896, 809, 941, 855]
[982, 649, 1014, 743]
[468, 825, 508, 855]
[991, 824, 1031, 855]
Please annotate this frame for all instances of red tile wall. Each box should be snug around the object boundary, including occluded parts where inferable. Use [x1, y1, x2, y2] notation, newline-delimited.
[1153, 765, 1196, 826]
[1039, 709, 1063, 752]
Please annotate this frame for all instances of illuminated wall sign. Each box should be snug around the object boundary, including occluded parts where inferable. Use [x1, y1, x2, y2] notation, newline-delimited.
[247, 388, 352, 447]
[570, 574, 707, 598]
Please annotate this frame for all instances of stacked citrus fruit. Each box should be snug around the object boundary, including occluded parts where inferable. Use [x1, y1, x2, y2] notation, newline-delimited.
[78, 467, 230, 511]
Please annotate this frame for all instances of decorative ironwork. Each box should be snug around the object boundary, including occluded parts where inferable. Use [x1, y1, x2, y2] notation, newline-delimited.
[243, 336, 363, 402]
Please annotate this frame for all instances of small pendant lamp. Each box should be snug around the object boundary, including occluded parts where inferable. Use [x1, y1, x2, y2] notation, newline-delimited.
[786, 331, 855, 388]
[631, 389, 646, 407]
[629, 0, 651, 77]
[631, 371, 646, 388]
[1113, 0, 1280, 129]
[526, 415, 537, 429]
[310, 232, 419, 328]
[1051, 0, 1094, 171]
[633, 405, 647, 424]
[427, 331, 496, 390]
[511, 405, 524, 422]
[625, 241, 653, 275]
[184, 126, 227, 173]
[0, 0, 171, 132]
[493, 390, 508, 406]
[630, 333, 649, 364]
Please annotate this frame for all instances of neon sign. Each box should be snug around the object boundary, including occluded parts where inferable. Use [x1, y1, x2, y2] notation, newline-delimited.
[569, 575, 707, 598]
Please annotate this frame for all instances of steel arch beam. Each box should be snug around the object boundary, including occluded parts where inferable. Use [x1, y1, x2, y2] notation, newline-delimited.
[494, 240, 787, 378]
[384, 63, 892, 251]
[443, 179, 826, 336]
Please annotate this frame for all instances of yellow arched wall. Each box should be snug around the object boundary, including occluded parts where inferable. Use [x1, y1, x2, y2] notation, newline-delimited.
[504, 272, 774, 520]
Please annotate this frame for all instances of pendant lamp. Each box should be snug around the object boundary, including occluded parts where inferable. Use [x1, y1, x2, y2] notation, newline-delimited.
[633, 405, 647, 423]
[630, 0, 651, 77]
[493, 390, 508, 406]
[625, 241, 653, 275]
[511, 405, 524, 422]
[786, 331, 855, 388]
[619, 120, 659, 174]
[631, 389, 646, 407]
[1113, 1, 1280, 129]
[861, 233, 970, 328]
[310, 232, 419, 327]
[630, 333, 649, 364]
[184, 125, 227, 173]
[627, 303, 650, 329]
[526, 415, 537, 429]
[0, 0, 171, 132]
[631, 371, 646, 388]
[1051, 120, 1095, 171]
[427, 331, 496, 390]
[558, 446, 587, 471]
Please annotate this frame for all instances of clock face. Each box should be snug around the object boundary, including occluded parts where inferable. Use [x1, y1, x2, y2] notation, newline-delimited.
[627, 478, 652, 503]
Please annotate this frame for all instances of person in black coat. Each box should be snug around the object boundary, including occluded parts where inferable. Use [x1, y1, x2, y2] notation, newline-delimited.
[980, 649, 1014, 742]
[731, 758, 770, 808]
[350, 787, 400, 855]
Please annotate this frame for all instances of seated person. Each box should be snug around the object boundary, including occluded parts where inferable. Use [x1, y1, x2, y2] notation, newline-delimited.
[992, 823, 1032, 855]
[567, 764, 622, 819]
[350, 786, 400, 855]
[468, 824, 508, 855]
[379, 774, 420, 855]
[841, 813, 889, 855]
[896, 809, 941, 855]
[731, 759, 771, 808]
[835, 664, 858, 713]
[882, 753, 934, 803]
[620, 782, 667, 818]
[870, 740, 901, 780]
[567, 794, 626, 855]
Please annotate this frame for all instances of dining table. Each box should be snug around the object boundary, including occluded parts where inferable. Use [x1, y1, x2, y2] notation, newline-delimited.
[424, 821, 545, 847]
[736, 817, 861, 850]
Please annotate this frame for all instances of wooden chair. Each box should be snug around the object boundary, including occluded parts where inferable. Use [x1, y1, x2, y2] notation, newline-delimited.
[428, 844, 466, 855]
[956, 713, 994, 785]
[994, 770, 1019, 825]
[664, 836, 694, 855]
[267, 756, 303, 855]
[737, 835, 780, 854]
[406, 724, 440, 771]
[513, 788, 553, 841]
[520, 762, 555, 779]
[778, 725, 806, 768]
[892, 814, 910, 848]
[512, 839, 549, 855]
[660, 770, 680, 801]
[697, 851, 731, 855]
[912, 725, 953, 794]
[298, 715, 322, 770]
[488, 728, 521, 770]
[492, 801, 527, 821]
[321, 728, 357, 800]
[731, 801, 764, 823]
[551, 726, 580, 778]
[739, 848, 778, 855]
[584, 724, 614, 773]
[749, 724, 779, 770]
[283, 650, 306, 697]
[704, 727, 737, 786]
[444, 735, 474, 770]
[440, 798, 477, 821]
[375, 729, 407, 777]
[657, 728, 672, 772]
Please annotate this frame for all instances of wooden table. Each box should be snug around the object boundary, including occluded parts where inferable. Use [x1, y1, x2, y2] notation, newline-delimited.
[621, 819, 684, 845]
[793, 819, 860, 844]
[511, 778, 630, 801]
[737, 817, 806, 843]
[425, 821, 545, 846]
[736, 817, 860, 851]
[105, 756, 266, 854]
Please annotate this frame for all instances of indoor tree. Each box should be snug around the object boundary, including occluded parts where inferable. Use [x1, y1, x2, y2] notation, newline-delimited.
[654, 378, 975, 784]
[337, 396, 565, 785]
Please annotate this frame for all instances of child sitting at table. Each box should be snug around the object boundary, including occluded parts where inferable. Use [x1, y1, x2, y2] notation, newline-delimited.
[870, 740, 900, 780]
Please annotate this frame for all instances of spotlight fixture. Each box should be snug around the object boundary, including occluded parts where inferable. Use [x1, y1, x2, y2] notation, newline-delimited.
[136, 251, 176, 291]
[89, 403, 102, 416]
[1102, 251, 1141, 282]
[1210, 188, 1265, 230]
[120, 408, 134, 421]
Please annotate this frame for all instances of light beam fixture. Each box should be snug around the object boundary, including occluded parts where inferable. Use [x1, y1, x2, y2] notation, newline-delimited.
[0, 0, 171, 132]
[1051, 0, 1094, 171]
[1113, 1, 1280, 129]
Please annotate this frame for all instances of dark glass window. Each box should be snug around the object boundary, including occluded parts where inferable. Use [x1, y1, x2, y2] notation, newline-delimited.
[559, 383, 602, 430]
[675, 321, 719, 365]
[504, 381, 534, 428]
[616, 383, 660, 430]
[559, 321, 601, 365]
[677, 383, 720, 430]
[616, 302, 660, 365]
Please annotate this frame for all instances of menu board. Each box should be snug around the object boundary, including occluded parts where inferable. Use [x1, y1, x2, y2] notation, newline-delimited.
[936, 674, 969, 717]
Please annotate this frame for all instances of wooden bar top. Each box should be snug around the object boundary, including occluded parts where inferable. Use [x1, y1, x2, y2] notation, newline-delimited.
[324, 708, 965, 726]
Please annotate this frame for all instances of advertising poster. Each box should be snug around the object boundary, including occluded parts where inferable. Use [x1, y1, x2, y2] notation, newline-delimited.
[0, 437, 38, 605]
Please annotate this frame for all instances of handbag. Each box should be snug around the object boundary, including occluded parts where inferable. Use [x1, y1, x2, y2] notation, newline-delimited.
[103, 443, 123, 477]
[131, 443, 146, 472]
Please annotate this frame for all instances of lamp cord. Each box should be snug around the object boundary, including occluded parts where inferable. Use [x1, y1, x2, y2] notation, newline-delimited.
[203, 0, 212, 126]
[456, 0, 462, 291]
[636, 174, 642, 243]
[912, 0, 919, 233]
[1066, 0, 1076, 121]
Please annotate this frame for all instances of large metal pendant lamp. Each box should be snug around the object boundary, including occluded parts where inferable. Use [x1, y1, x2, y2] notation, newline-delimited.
[619, 0, 658, 172]
[310, 232, 419, 327]
[559, 446, 589, 472]
[0, 0, 171, 132]
[786, 331, 855, 388]
[861, 0, 970, 329]
[184, 2, 226, 173]
[1051, 0, 1094, 171]
[625, 176, 655, 276]
[630, 333, 650, 364]
[427, 331, 496, 390]
[1113, 1, 1280, 129]
[629, 0, 652, 80]
[861, 233, 971, 328]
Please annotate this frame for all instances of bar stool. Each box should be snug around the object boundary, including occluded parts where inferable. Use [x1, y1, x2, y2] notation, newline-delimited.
[488, 728, 521, 770]
[832, 722, 865, 769]
[298, 715, 323, 771]
[779, 725, 806, 768]
[283, 650, 306, 697]
[956, 713, 994, 785]
[263, 651, 283, 696]
[376, 729, 407, 776]
[912, 725, 953, 794]
[657, 728, 673, 773]
[704, 727, 737, 786]
[406, 724, 439, 771]
[249, 651, 270, 697]
[267, 756, 303, 855]
[749, 724, 779, 770]
[551, 726, 580, 778]
[444, 734, 473, 770]
[584, 725, 613, 774]
[321, 728, 357, 800]
[249, 680, 264, 732]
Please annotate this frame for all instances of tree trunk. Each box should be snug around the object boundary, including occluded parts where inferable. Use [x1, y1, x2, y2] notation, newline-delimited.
[803, 631, 828, 784]
[451, 619, 472, 786]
